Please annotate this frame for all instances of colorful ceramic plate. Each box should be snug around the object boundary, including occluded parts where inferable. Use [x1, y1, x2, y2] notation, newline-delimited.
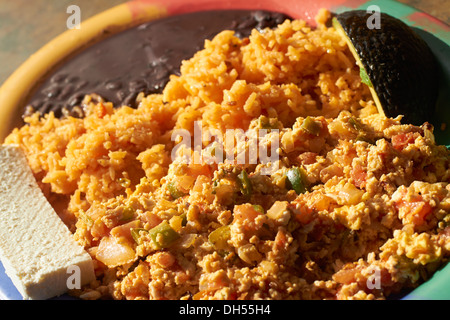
[0, 0, 449, 300]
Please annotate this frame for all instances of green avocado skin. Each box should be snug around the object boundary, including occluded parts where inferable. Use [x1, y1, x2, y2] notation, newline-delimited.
[336, 10, 438, 126]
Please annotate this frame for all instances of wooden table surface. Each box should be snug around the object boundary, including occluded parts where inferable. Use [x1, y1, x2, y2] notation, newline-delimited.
[0, 0, 448, 86]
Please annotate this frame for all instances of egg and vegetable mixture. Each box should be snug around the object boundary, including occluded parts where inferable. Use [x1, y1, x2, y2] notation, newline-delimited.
[4, 10, 450, 300]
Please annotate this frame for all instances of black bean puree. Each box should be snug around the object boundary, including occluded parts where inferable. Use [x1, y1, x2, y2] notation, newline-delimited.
[25, 10, 291, 119]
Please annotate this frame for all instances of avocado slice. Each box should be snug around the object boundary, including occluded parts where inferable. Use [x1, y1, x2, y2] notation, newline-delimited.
[333, 10, 438, 126]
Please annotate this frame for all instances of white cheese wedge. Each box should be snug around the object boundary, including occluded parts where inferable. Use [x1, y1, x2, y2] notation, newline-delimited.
[0, 145, 95, 300]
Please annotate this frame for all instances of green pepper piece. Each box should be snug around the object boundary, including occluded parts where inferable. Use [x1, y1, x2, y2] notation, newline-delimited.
[179, 212, 188, 226]
[301, 116, 321, 136]
[355, 134, 374, 144]
[252, 204, 265, 214]
[148, 221, 180, 249]
[259, 116, 277, 130]
[238, 170, 252, 197]
[359, 67, 373, 87]
[348, 117, 361, 130]
[120, 206, 135, 222]
[167, 182, 185, 199]
[208, 225, 231, 250]
[286, 167, 308, 194]
[131, 228, 148, 244]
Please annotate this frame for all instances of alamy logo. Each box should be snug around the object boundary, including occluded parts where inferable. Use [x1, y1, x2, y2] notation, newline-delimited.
[366, 5, 381, 29]
[66, 265, 82, 289]
[67, 5, 81, 30]
[366, 266, 381, 290]
[171, 121, 280, 175]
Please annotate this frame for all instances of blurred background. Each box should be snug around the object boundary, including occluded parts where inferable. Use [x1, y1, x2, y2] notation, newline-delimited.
[0, 0, 448, 86]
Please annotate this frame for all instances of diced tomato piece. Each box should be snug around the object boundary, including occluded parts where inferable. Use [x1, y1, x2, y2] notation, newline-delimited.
[298, 152, 318, 165]
[395, 199, 433, 226]
[378, 268, 394, 287]
[91, 219, 109, 239]
[273, 229, 289, 250]
[317, 117, 329, 135]
[233, 203, 263, 231]
[188, 163, 212, 178]
[140, 212, 163, 229]
[110, 220, 141, 244]
[351, 163, 367, 188]
[391, 132, 417, 151]
[154, 251, 176, 269]
[333, 266, 359, 284]
[294, 205, 313, 224]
